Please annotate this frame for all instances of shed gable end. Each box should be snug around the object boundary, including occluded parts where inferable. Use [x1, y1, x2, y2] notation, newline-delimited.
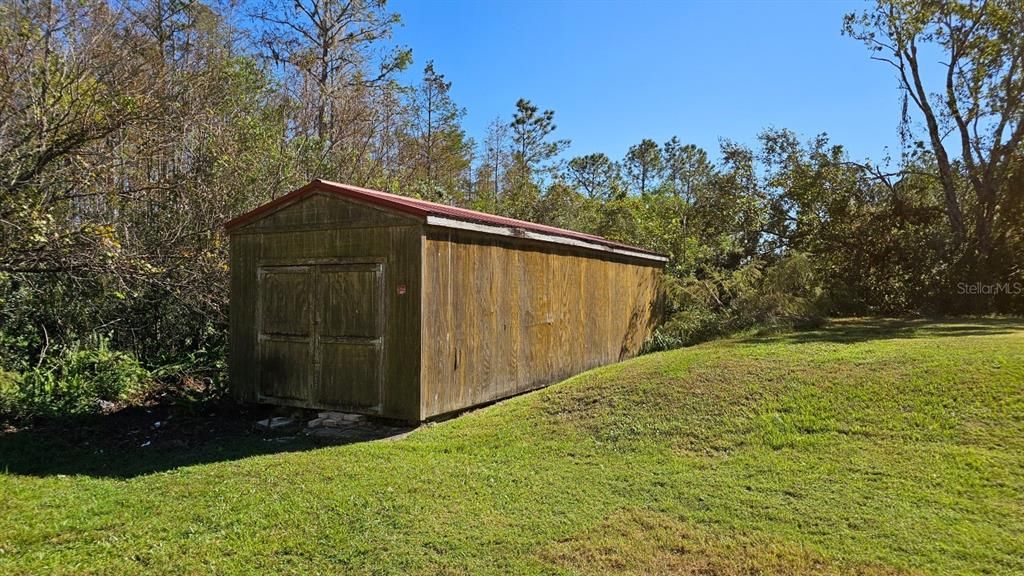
[234, 191, 419, 232]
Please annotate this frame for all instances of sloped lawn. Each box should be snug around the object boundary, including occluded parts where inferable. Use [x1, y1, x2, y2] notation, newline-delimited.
[2, 318, 1022, 575]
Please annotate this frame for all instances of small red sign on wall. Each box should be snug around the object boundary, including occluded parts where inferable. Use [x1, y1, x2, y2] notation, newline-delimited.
[397, 284, 407, 295]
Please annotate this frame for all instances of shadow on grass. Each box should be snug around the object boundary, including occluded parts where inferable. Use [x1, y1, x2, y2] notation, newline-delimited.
[742, 317, 1023, 345]
[0, 401, 410, 479]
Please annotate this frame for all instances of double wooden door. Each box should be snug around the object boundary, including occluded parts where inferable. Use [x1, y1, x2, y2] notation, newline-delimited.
[257, 262, 384, 411]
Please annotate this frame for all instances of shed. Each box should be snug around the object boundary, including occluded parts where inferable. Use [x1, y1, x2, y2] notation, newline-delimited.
[225, 179, 666, 422]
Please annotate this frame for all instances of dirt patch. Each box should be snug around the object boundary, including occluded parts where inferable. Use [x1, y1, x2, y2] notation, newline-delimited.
[0, 400, 409, 478]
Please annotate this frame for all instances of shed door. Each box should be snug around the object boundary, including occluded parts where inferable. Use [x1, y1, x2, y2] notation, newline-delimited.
[257, 266, 314, 401]
[314, 264, 384, 410]
[257, 263, 384, 411]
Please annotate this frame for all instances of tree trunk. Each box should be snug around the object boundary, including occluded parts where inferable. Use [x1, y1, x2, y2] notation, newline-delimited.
[903, 42, 967, 245]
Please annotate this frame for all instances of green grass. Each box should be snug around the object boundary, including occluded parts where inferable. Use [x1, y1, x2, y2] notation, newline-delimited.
[2, 318, 1022, 575]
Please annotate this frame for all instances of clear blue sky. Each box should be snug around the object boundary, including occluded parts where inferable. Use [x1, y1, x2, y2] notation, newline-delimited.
[390, 0, 905, 164]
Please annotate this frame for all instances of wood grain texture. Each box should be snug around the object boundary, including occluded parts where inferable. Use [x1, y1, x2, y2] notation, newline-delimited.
[419, 228, 663, 420]
[256, 265, 314, 402]
[239, 191, 417, 232]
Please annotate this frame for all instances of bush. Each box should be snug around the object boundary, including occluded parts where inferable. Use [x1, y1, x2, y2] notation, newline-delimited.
[0, 337, 150, 423]
[643, 254, 830, 353]
[643, 307, 729, 352]
[0, 368, 21, 418]
[729, 253, 830, 328]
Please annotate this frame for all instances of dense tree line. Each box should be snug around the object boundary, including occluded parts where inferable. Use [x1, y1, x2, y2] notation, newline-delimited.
[0, 0, 1020, 418]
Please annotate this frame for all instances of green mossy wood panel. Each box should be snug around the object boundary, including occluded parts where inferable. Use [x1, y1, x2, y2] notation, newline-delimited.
[255, 265, 314, 401]
[318, 266, 381, 339]
[259, 268, 312, 336]
[318, 341, 382, 408]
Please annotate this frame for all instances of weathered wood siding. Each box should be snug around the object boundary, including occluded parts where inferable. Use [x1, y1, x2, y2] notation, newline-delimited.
[419, 228, 663, 419]
[229, 192, 422, 421]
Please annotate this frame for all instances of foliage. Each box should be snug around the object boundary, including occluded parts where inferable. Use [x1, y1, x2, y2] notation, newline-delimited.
[0, 336, 150, 422]
[729, 253, 830, 327]
[249, 0, 412, 172]
[623, 138, 664, 195]
[844, 0, 1024, 271]
[509, 98, 570, 174]
[644, 254, 829, 352]
[398, 61, 474, 203]
[566, 152, 621, 200]
[0, 368, 20, 418]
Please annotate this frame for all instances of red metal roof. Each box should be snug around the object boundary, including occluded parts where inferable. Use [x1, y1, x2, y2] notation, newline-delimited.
[225, 179, 666, 260]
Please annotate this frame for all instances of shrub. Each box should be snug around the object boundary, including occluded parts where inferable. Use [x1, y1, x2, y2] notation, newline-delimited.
[643, 254, 830, 353]
[643, 307, 729, 352]
[642, 273, 733, 352]
[0, 368, 21, 418]
[0, 337, 150, 423]
[729, 253, 830, 329]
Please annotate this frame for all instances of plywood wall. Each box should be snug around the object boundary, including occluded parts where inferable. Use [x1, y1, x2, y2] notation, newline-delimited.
[420, 229, 663, 419]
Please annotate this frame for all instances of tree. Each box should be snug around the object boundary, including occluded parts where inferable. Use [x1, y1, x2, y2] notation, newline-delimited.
[402, 61, 472, 202]
[501, 99, 569, 220]
[662, 137, 714, 202]
[703, 140, 768, 267]
[623, 138, 664, 195]
[0, 0, 296, 371]
[476, 116, 511, 201]
[537, 181, 589, 230]
[566, 153, 620, 200]
[509, 98, 569, 179]
[0, 0, 155, 277]
[250, 0, 412, 182]
[844, 0, 1024, 265]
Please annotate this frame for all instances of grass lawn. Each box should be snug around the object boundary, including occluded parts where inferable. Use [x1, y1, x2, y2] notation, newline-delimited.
[1, 318, 1022, 575]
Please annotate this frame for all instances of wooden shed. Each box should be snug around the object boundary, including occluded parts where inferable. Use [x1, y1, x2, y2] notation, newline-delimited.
[225, 179, 666, 422]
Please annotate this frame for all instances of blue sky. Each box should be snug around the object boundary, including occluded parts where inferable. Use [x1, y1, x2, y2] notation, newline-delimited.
[390, 0, 906, 164]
